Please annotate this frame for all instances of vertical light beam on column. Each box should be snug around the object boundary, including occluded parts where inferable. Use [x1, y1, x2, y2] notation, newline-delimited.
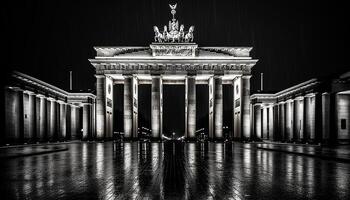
[124, 76, 133, 139]
[95, 75, 106, 139]
[186, 76, 196, 139]
[151, 76, 162, 140]
[214, 76, 223, 139]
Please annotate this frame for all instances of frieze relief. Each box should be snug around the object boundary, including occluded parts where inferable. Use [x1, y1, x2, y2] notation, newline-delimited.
[95, 63, 253, 75]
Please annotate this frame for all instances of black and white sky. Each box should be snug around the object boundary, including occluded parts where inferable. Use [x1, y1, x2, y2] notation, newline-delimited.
[2, 0, 349, 134]
[3, 0, 349, 91]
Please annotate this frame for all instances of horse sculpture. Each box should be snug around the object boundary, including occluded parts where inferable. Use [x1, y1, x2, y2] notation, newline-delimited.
[184, 26, 194, 42]
[153, 25, 194, 43]
[153, 26, 163, 42]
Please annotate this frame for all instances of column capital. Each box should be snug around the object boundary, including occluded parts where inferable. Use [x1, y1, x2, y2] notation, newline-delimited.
[47, 97, 56, 102]
[95, 75, 105, 79]
[36, 94, 46, 98]
[305, 92, 316, 97]
[253, 103, 262, 107]
[123, 74, 133, 78]
[23, 90, 35, 95]
[57, 100, 67, 105]
[242, 75, 252, 79]
[5, 86, 22, 92]
[294, 96, 304, 101]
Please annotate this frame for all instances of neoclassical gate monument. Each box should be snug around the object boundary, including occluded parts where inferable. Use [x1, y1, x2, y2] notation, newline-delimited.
[89, 4, 258, 140]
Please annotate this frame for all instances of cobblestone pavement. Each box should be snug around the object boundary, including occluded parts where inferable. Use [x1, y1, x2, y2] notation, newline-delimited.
[0, 141, 349, 199]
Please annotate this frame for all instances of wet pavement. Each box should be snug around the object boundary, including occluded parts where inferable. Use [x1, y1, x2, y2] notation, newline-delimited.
[0, 141, 349, 200]
[0, 145, 68, 159]
[255, 143, 350, 162]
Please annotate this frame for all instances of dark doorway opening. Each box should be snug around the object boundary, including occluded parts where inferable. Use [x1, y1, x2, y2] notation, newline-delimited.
[223, 84, 233, 139]
[138, 84, 151, 138]
[113, 84, 124, 133]
[196, 84, 209, 138]
[163, 85, 185, 138]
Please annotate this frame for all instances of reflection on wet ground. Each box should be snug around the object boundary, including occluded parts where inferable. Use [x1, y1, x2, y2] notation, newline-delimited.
[0, 141, 349, 199]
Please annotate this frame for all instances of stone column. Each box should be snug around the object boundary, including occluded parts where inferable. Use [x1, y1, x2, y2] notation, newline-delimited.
[305, 94, 316, 142]
[151, 76, 162, 140]
[272, 104, 279, 141]
[23, 91, 36, 142]
[70, 105, 78, 140]
[285, 100, 294, 141]
[124, 76, 133, 139]
[214, 76, 223, 139]
[96, 75, 106, 139]
[279, 102, 286, 141]
[83, 104, 91, 140]
[262, 106, 268, 139]
[36, 95, 46, 141]
[208, 76, 214, 140]
[59, 101, 67, 140]
[268, 105, 274, 140]
[241, 76, 251, 139]
[322, 92, 331, 143]
[254, 104, 262, 139]
[294, 97, 304, 142]
[132, 76, 139, 139]
[66, 104, 71, 140]
[185, 76, 196, 139]
[4, 87, 23, 144]
[46, 98, 56, 141]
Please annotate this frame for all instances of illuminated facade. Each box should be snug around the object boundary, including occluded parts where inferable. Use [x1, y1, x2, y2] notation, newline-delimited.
[89, 4, 258, 141]
[3, 71, 96, 144]
[251, 71, 350, 144]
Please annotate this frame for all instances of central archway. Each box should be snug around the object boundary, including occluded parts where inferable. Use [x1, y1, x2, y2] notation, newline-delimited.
[163, 85, 185, 138]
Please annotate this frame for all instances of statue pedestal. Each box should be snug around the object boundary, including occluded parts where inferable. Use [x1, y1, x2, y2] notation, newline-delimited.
[150, 43, 198, 58]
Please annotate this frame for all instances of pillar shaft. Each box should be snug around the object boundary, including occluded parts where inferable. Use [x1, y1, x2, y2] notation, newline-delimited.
[96, 76, 106, 139]
[279, 102, 286, 141]
[59, 102, 67, 140]
[262, 106, 268, 139]
[83, 104, 91, 140]
[55, 101, 60, 140]
[305, 95, 316, 141]
[294, 97, 304, 141]
[285, 100, 294, 141]
[70, 105, 78, 140]
[322, 93, 331, 142]
[186, 76, 196, 139]
[272, 104, 278, 141]
[254, 104, 262, 139]
[37, 96, 46, 141]
[214, 77, 223, 139]
[151, 76, 162, 139]
[47, 99, 55, 141]
[132, 77, 138, 138]
[124, 76, 133, 138]
[208, 76, 214, 140]
[241, 76, 251, 138]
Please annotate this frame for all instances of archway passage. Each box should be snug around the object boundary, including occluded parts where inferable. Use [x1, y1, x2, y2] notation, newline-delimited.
[113, 84, 124, 134]
[223, 85, 233, 139]
[138, 84, 151, 138]
[196, 84, 209, 137]
[163, 85, 185, 138]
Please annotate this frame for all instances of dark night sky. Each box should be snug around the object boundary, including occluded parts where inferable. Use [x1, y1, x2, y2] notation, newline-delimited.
[2, 0, 349, 134]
